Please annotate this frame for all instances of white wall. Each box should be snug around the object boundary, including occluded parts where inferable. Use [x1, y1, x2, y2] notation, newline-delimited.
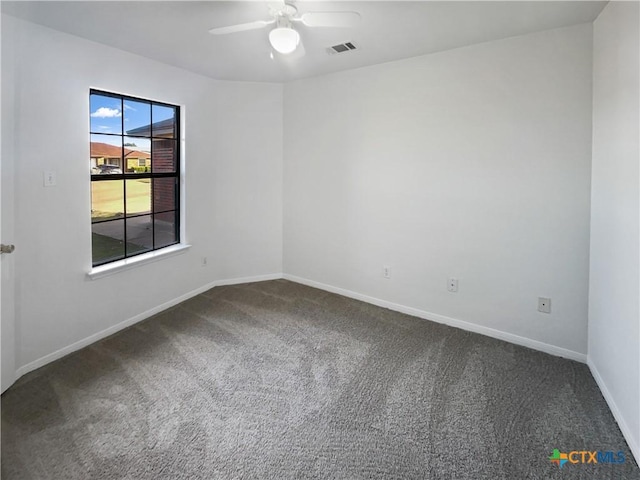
[284, 23, 593, 358]
[589, 1, 640, 461]
[1, 14, 283, 374]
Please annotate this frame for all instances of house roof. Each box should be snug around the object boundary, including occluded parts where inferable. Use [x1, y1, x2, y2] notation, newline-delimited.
[126, 118, 174, 137]
[90, 142, 150, 159]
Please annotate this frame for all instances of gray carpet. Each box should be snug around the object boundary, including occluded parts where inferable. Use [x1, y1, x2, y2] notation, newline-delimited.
[2, 279, 638, 479]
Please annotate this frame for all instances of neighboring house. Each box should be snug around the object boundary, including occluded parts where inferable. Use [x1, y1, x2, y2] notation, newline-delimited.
[126, 118, 174, 138]
[90, 141, 151, 172]
[125, 120, 177, 214]
[126, 119, 176, 173]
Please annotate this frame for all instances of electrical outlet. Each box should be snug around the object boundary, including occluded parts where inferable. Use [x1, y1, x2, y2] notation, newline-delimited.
[383, 266, 391, 279]
[201, 256, 208, 267]
[447, 278, 458, 292]
[538, 297, 551, 314]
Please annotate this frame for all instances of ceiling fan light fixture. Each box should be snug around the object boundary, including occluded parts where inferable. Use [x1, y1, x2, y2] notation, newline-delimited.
[269, 26, 300, 54]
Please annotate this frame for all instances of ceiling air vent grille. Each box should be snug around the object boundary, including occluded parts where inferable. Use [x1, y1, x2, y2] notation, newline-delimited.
[327, 41, 358, 55]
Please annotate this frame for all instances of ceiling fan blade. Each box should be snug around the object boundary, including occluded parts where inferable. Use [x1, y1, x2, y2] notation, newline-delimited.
[209, 19, 274, 35]
[299, 11, 361, 28]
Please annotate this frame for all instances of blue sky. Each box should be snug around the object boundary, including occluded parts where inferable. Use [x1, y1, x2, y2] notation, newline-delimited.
[90, 93, 174, 151]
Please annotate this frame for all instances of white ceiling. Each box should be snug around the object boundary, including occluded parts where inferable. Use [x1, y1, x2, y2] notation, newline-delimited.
[2, 1, 607, 83]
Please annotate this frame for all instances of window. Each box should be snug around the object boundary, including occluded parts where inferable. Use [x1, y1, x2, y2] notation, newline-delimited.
[90, 90, 180, 267]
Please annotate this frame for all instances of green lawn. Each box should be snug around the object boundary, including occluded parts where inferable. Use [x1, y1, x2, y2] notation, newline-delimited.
[91, 211, 124, 222]
[91, 179, 151, 222]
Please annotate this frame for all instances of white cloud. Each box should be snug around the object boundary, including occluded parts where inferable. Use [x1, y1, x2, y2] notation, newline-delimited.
[123, 103, 136, 111]
[90, 107, 121, 118]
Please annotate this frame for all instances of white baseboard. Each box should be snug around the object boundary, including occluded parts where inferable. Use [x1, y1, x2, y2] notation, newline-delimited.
[587, 358, 640, 467]
[283, 274, 587, 363]
[12, 271, 587, 381]
[215, 273, 282, 287]
[13, 273, 283, 380]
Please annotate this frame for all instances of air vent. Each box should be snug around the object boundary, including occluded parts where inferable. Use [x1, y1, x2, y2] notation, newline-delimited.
[327, 41, 358, 55]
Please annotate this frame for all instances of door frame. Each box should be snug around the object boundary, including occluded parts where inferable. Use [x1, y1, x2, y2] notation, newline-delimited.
[1, 29, 17, 393]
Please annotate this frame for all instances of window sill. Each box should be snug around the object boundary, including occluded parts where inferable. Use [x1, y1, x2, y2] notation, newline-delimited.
[87, 244, 191, 280]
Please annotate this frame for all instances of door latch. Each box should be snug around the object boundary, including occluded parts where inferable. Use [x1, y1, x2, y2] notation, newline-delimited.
[0, 244, 15, 254]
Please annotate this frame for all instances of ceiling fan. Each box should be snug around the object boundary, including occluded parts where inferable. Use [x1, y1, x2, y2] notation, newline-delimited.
[208, 1, 361, 56]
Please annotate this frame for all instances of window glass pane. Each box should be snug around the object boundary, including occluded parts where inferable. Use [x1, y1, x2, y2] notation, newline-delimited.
[90, 94, 122, 135]
[91, 180, 124, 223]
[153, 177, 176, 213]
[126, 179, 151, 216]
[90, 91, 180, 267]
[91, 134, 123, 175]
[126, 215, 153, 255]
[152, 139, 177, 173]
[155, 211, 177, 249]
[152, 104, 176, 138]
[92, 220, 125, 265]
[123, 137, 151, 173]
[123, 99, 151, 137]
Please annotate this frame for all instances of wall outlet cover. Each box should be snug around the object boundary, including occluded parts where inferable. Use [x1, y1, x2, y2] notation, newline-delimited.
[538, 297, 551, 314]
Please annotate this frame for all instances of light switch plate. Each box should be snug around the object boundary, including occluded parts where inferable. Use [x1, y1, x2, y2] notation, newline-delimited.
[43, 171, 57, 187]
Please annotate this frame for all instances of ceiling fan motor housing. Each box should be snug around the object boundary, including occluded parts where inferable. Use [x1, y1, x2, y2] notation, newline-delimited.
[280, 4, 298, 18]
